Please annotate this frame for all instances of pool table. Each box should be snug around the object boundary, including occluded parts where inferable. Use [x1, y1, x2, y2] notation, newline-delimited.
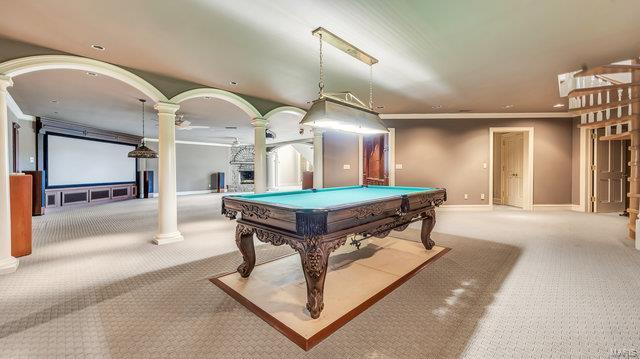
[221, 185, 446, 318]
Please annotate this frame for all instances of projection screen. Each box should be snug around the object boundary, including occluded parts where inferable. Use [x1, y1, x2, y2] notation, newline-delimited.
[46, 134, 137, 187]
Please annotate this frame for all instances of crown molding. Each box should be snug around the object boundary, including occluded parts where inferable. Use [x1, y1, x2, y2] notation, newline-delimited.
[380, 112, 573, 120]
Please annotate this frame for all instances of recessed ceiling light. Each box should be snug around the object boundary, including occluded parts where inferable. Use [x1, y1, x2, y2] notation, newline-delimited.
[91, 44, 106, 51]
[376, 105, 384, 109]
[503, 104, 515, 109]
[53, 111, 58, 114]
[458, 109, 472, 113]
[229, 81, 238, 86]
[86, 72, 98, 76]
[50, 100, 58, 103]
[225, 126, 238, 130]
[431, 105, 442, 109]
[553, 103, 565, 108]
[204, 96, 212, 100]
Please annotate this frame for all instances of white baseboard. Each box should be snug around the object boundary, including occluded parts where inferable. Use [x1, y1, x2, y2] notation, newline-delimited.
[571, 204, 585, 212]
[437, 204, 492, 211]
[150, 190, 215, 198]
[493, 197, 502, 205]
[532, 204, 573, 211]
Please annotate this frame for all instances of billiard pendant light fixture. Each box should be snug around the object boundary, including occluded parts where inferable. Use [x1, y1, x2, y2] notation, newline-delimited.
[128, 99, 158, 159]
[300, 27, 389, 135]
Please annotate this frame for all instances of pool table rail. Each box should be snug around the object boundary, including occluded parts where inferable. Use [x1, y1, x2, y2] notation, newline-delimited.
[221, 188, 446, 237]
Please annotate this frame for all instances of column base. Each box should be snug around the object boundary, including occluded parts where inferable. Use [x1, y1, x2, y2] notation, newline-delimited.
[153, 231, 184, 245]
[0, 256, 19, 275]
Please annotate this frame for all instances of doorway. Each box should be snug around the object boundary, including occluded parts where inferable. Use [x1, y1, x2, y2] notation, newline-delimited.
[362, 133, 389, 186]
[589, 128, 628, 213]
[489, 127, 534, 210]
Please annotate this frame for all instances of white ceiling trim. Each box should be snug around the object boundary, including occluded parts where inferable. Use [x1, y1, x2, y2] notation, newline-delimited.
[0, 55, 168, 103]
[170, 88, 261, 119]
[264, 106, 306, 120]
[144, 138, 232, 147]
[6, 92, 35, 121]
[380, 112, 574, 119]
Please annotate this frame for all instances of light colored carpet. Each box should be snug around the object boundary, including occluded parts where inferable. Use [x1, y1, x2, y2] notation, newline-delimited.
[0, 194, 639, 358]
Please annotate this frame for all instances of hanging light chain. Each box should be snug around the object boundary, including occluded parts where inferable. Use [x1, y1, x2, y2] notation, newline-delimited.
[369, 67, 372, 109]
[318, 33, 324, 97]
[140, 99, 146, 144]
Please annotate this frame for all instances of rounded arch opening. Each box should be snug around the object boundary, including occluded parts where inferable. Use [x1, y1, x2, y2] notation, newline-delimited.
[0, 55, 167, 103]
[264, 106, 306, 120]
[170, 88, 262, 119]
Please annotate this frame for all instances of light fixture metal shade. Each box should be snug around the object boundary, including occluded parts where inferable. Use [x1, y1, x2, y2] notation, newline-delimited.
[300, 97, 388, 134]
[128, 143, 158, 158]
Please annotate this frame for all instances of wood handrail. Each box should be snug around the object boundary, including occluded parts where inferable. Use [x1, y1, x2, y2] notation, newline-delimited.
[578, 115, 634, 129]
[599, 132, 631, 141]
[571, 97, 640, 116]
[574, 64, 640, 77]
[568, 82, 640, 97]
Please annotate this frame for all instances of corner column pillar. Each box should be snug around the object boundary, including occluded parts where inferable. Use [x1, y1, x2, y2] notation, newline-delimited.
[153, 101, 183, 245]
[313, 129, 324, 188]
[252, 118, 268, 193]
[0, 75, 18, 274]
[266, 149, 277, 190]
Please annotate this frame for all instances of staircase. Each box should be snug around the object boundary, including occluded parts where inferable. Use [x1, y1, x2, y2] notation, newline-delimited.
[562, 59, 640, 239]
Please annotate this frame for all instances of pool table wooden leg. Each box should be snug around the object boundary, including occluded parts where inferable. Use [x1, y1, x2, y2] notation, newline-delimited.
[420, 209, 436, 250]
[235, 224, 256, 277]
[299, 245, 330, 319]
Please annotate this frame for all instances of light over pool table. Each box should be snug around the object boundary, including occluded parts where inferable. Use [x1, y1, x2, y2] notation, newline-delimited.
[221, 185, 446, 318]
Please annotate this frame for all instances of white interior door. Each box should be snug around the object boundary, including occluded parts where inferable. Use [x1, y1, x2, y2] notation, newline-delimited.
[502, 132, 524, 208]
[593, 129, 626, 213]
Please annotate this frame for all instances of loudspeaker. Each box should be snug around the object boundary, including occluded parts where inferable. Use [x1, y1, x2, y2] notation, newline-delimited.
[10, 174, 32, 257]
[136, 171, 155, 198]
[23, 170, 45, 215]
[211, 172, 225, 192]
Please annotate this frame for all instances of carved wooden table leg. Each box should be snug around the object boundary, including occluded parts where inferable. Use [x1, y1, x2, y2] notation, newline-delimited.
[299, 244, 330, 319]
[420, 208, 436, 250]
[235, 224, 256, 277]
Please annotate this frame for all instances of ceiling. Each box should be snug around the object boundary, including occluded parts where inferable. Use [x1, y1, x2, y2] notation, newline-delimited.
[9, 69, 310, 144]
[1, 0, 640, 115]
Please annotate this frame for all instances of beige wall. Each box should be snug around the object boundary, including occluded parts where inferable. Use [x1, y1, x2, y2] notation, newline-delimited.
[146, 142, 230, 192]
[323, 131, 360, 188]
[322, 117, 575, 205]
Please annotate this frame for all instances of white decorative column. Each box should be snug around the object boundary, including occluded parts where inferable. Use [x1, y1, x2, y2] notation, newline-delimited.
[153, 102, 183, 245]
[252, 118, 267, 193]
[313, 129, 324, 188]
[0, 75, 18, 274]
[266, 149, 277, 191]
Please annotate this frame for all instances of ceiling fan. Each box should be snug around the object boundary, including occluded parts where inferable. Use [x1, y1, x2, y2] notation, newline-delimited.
[175, 114, 210, 131]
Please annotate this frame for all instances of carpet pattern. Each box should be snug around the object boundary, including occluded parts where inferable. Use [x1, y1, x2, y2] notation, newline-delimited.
[0, 194, 639, 358]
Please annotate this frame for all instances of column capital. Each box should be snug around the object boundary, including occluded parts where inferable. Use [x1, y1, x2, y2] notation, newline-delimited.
[0, 74, 13, 91]
[251, 118, 268, 127]
[154, 101, 180, 115]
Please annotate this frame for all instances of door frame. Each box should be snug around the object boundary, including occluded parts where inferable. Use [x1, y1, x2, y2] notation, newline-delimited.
[574, 126, 591, 212]
[489, 127, 534, 211]
[358, 128, 395, 186]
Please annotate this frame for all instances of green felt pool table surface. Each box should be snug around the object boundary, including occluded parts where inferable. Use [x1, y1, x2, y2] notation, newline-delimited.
[227, 185, 437, 209]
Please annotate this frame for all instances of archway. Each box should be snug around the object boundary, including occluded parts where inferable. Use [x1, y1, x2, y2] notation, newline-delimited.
[0, 55, 167, 103]
[170, 88, 261, 119]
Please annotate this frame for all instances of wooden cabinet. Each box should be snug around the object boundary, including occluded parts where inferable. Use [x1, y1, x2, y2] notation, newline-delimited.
[10, 174, 32, 257]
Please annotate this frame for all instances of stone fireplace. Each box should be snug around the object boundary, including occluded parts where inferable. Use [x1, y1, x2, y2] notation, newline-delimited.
[229, 145, 255, 192]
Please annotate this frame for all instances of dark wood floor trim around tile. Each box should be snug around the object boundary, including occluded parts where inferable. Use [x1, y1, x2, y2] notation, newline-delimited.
[210, 246, 451, 351]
